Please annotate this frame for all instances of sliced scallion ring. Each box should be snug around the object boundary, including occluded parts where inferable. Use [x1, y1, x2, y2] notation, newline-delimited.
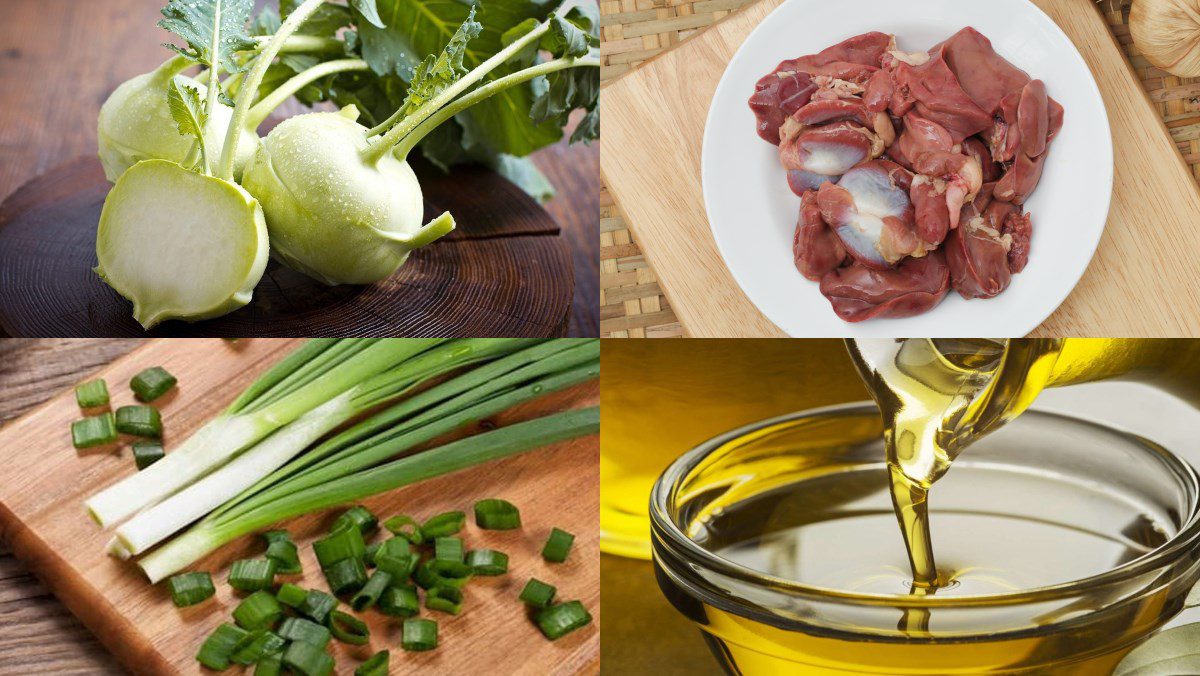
[283, 639, 334, 676]
[331, 505, 378, 536]
[541, 527, 575, 563]
[383, 514, 423, 543]
[379, 585, 419, 617]
[75, 379, 110, 409]
[277, 617, 331, 647]
[536, 600, 593, 640]
[115, 405, 163, 438]
[425, 585, 463, 615]
[230, 629, 285, 666]
[474, 498, 521, 530]
[519, 578, 556, 608]
[323, 556, 367, 595]
[312, 526, 365, 569]
[299, 589, 338, 625]
[72, 412, 117, 449]
[421, 510, 465, 538]
[263, 530, 302, 574]
[328, 610, 370, 645]
[466, 549, 509, 576]
[355, 650, 390, 676]
[276, 582, 308, 608]
[434, 536, 464, 563]
[228, 558, 276, 592]
[401, 618, 438, 651]
[130, 366, 177, 402]
[196, 623, 248, 670]
[351, 570, 392, 611]
[167, 571, 215, 607]
[232, 590, 283, 631]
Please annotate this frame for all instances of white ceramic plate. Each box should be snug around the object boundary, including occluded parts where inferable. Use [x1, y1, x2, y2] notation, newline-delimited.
[701, 0, 1112, 337]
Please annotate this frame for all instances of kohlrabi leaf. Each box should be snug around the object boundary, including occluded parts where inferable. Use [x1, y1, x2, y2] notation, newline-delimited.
[570, 107, 598, 145]
[348, 0, 387, 29]
[280, 0, 352, 37]
[357, 0, 562, 156]
[484, 153, 555, 202]
[541, 13, 589, 59]
[1114, 624, 1200, 676]
[251, 5, 281, 35]
[158, 0, 256, 75]
[563, 5, 599, 46]
[392, 9, 482, 121]
[166, 78, 210, 172]
[500, 18, 541, 68]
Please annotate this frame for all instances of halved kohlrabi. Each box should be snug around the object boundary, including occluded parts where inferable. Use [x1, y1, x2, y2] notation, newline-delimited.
[95, 159, 268, 328]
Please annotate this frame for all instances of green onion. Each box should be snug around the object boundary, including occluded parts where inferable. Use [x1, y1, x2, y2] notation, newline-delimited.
[312, 526, 365, 569]
[435, 536, 464, 563]
[263, 531, 301, 575]
[355, 650, 389, 676]
[130, 366, 177, 402]
[230, 629, 285, 665]
[382, 514, 423, 544]
[466, 549, 509, 575]
[364, 542, 381, 566]
[323, 556, 367, 595]
[132, 441, 165, 470]
[300, 589, 338, 624]
[276, 582, 308, 608]
[328, 610, 370, 645]
[332, 505, 378, 536]
[474, 498, 521, 530]
[536, 601, 593, 640]
[114, 404, 162, 438]
[425, 585, 463, 615]
[351, 570, 392, 611]
[520, 578, 556, 608]
[415, 559, 472, 590]
[375, 553, 415, 580]
[229, 558, 276, 592]
[255, 649, 283, 676]
[277, 617, 331, 647]
[421, 511, 465, 538]
[401, 618, 438, 651]
[542, 527, 575, 563]
[375, 536, 411, 562]
[379, 585, 419, 617]
[167, 571, 215, 607]
[72, 412, 117, 449]
[196, 623, 248, 670]
[282, 639, 334, 676]
[233, 590, 283, 631]
[75, 379, 109, 409]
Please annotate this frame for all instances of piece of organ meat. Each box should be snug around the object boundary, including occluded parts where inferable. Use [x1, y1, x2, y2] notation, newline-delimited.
[887, 113, 953, 171]
[911, 150, 982, 230]
[819, 251, 950, 322]
[779, 119, 880, 193]
[885, 49, 992, 142]
[793, 190, 847, 280]
[817, 159, 924, 268]
[962, 136, 1002, 182]
[935, 27, 1032, 115]
[945, 188, 1032, 298]
[749, 32, 893, 144]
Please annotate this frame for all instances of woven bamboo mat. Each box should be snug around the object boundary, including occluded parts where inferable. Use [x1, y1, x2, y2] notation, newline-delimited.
[598, 0, 1200, 337]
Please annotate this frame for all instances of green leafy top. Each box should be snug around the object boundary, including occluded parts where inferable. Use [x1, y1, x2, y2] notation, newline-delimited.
[166, 78, 210, 173]
[158, 0, 257, 75]
[392, 8, 482, 122]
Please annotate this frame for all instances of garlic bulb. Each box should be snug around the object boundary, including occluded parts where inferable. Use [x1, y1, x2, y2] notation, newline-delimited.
[1130, 0, 1200, 77]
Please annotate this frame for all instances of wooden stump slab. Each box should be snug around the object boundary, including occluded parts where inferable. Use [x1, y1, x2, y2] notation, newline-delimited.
[0, 157, 574, 337]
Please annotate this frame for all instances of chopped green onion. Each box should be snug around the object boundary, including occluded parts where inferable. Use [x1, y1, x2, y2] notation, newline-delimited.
[300, 589, 338, 624]
[72, 412, 117, 449]
[332, 505, 378, 536]
[323, 556, 367, 595]
[372, 536, 411, 565]
[364, 542, 381, 567]
[379, 585, 419, 617]
[401, 618, 438, 651]
[115, 405, 162, 438]
[277, 617, 331, 647]
[383, 514, 423, 544]
[542, 527, 575, 563]
[196, 623, 248, 670]
[276, 583, 308, 608]
[328, 610, 370, 645]
[229, 558, 276, 592]
[415, 559, 471, 590]
[466, 549, 509, 575]
[233, 590, 283, 631]
[425, 585, 463, 615]
[520, 578, 556, 608]
[421, 511, 465, 538]
[132, 441, 165, 470]
[536, 601, 593, 640]
[355, 650, 390, 676]
[255, 649, 283, 676]
[351, 570, 392, 611]
[375, 553, 414, 580]
[263, 530, 301, 574]
[230, 629, 285, 665]
[435, 536, 464, 563]
[474, 498, 521, 530]
[283, 639, 334, 676]
[312, 526, 365, 568]
[167, 571, 215, 607]
[75, 379, 109, 409]
[130, 366, 177, 402]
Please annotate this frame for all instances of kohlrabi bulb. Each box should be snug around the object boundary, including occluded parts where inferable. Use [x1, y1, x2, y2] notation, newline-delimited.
[97, 60, 257, 182]
[241, 107, 453, 286]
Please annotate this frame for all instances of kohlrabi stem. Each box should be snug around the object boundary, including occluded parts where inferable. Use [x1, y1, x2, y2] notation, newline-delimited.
[361, 20, 555, 164]
[152, 54, 194, 84]
[201, 1, 226, 140]
[217, 0, 328, 181]
[246, 59, 369, 129]
[258, 35, 343, 54]
[392, 56, 600, 161]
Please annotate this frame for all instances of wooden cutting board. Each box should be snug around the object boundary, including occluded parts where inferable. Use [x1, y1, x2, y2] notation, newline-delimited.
[0, 157, 573, 338]
[600, 0, 1200, 337]
[0, 339, 599, 675]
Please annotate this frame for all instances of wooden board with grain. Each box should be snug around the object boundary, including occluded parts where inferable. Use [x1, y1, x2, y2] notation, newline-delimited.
[0, 339, 599, 675]
[600, 0, 1200, 337]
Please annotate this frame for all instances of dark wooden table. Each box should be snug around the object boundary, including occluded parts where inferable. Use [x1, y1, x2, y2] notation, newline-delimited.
[0, 0, 598, 338]
[0, 340, 140, 675]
